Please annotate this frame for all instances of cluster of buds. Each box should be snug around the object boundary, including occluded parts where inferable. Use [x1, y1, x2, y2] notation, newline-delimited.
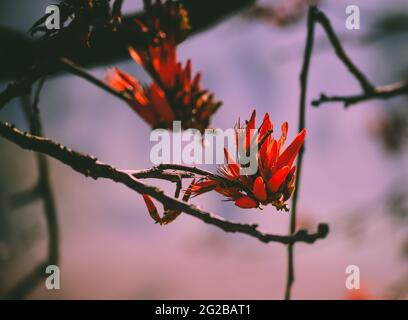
[107, 0, 221, 132]
[191, 111, 306, 211]
[135, 0, 191, 45]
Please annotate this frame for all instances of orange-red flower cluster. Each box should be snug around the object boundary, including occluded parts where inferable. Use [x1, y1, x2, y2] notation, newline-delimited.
[107, 1, 221, 132]
[137, 0, 191, 44]
[191, 111, 306, 211]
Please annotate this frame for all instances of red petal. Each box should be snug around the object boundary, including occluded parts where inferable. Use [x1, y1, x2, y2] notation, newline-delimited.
[246, 110, 256, 152]
[267, 166, 290, 192]
[276, 128, 306, 170]
[259, 113, 273, 139]
[142, 194, 162, 224]
[278, 122, 288, 152]
[259, 113, 273, 158]
[224, 148, 240, 178]
[253, 176, 267, 202]
[106, 68, 138, 91]
[265, 139, 278, 170]
[235, 196, 258, 209]
[149, 83, 174, 123]
[128, 46, 143, 65]
[192, 73, 201, 90]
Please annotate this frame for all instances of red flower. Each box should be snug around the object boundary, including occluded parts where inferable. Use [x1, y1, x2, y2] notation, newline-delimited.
[107, 42, 220, 131]
[106, 1, 220, 132]
[191, 110, 306, 211]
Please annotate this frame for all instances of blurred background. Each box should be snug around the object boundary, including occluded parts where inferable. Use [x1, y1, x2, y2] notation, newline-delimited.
[1, 0, 408, 299]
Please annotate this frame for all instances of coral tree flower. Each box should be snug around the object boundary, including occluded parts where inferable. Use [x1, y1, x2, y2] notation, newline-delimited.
[191, 110, 306, 211]
[106, 1, 221, 132]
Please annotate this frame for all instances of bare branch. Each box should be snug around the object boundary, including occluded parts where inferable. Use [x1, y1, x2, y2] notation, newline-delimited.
[312, 81, 408, 107]
[285, 5, 317, 301]
[309, 9, 408, 108]
[313, 9, 374, 93]
[4, 82, 59, 300]
[0, 57, 134, 111]
[0, 121, 329, 246]
[59, 58, 133, 103]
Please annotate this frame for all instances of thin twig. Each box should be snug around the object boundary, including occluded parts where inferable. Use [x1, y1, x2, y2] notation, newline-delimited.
[0, 121, 329, 247]
[285, 5, 316, 301]
[312, 81, 408, 107]
[313, 9, 374, 93]
[0, 57, 132, 112]
[310, 9, 408, 108]
[129, 168, 194, 183]
[58, 58, 133, 103]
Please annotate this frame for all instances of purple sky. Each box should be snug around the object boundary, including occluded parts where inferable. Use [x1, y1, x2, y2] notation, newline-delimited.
[1, 0, 408, 299]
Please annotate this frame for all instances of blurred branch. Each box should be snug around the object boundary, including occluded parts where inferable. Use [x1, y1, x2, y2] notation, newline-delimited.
[0, 121, 329, 247]
[3, 263, 49, 300]
[0, 57, 133, 111]
[285, 5, 316, 301]
[4, 79, 59, 300]
[59, 58, 133, 103]
[0, 0, 256, 81]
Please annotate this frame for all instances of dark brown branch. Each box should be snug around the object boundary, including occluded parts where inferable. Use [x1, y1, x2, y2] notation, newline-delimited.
[9, 184, 42, 210]
[0, 0, 256, 81]
[313, 9, 374, 93]
[0, 57, 133, 111]
[0, 121, 328, 247]
[2, 263, 49, 300]
[312, 81, 408, 107]
[129, 168, 194, 183]
[59, 58, 133, 103]
[285, 5, 317, 301]
[310, 9, 408, 108]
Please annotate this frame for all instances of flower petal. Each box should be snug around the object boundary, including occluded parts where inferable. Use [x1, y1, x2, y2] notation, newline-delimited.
[276, 128, 306, 170]
[277, 122, 288, 152]
[235, 196, 258, 209]
[253, 176, 267, 202]
[267, 165, 290, 192]
[246, 110, 256, 152]
[148, 83, 175, 123]
[128, 46, 143, 65]
[142, 194, 162, 224]
[224, 148, 240, 179]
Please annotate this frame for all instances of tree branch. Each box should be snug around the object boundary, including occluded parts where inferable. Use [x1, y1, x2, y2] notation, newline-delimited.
[0, 121, 329, 247]
[4, 80, 59, 300]
[0, 0, 256, 81]
[309, 9, 408, 108]
[313, 9, 374, 93]
[285, 5, 317, 301]
[312, 81, 408, 107]
[0, 57, 132, 111]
